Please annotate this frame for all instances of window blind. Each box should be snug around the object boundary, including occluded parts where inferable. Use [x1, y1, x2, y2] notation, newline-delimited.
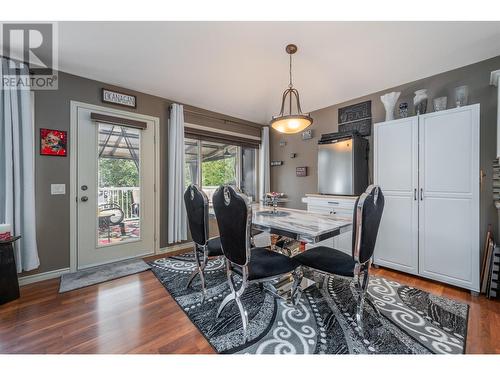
[184, 127, 260, 149]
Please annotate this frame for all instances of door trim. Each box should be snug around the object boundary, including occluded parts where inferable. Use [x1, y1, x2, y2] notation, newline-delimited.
[69, 101, 161, 272]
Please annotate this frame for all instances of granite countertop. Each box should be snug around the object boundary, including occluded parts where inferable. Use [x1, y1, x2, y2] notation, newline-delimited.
[251, 204, 352, 243]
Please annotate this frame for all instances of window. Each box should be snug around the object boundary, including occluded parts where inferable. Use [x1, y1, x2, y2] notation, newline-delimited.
[184, 138, 257, 201]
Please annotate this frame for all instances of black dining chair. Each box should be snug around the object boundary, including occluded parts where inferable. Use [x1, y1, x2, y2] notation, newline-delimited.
[184, 184, 224, 300]
[213, 185, 301, 342]
[293, 185, 385, 331]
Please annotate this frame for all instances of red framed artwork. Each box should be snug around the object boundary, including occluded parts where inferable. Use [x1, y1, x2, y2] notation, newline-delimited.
[40, 128, 67, 156]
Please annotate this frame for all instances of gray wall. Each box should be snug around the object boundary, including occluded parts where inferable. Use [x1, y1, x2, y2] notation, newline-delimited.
[29, 71, 261, 275]
[270, 55, 500, 245]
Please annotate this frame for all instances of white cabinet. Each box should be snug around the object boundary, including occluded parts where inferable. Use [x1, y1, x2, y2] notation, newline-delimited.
[374, 104, 480, 292]
[302, 195, 357, 255]
[373, 117, 419, 274]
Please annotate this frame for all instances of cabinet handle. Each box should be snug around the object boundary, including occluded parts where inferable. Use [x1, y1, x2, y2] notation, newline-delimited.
[420, 188, 424, 201]
[414, 188, 417, 201]
[327, 201, 339, 205]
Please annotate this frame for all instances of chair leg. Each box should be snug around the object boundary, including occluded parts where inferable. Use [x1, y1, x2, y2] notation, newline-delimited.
[185, 245, 199, 289]
[185, 245, 208, 300]
[216, 291, 235, 318]
[216, 262, 249, 342]
[355, 263, 371, 333]
[185, 268, 199, 289]
[198, 250, 208, 302]
[235, 293, 249, 341]
[217, 261, 235, 318]
[290, 267, 303, 306]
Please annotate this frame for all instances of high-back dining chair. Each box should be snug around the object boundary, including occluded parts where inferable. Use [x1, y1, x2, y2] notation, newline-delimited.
[293, 185, 385, 331]
[184, 185, 224, 299]
[212, 185, 301, 342]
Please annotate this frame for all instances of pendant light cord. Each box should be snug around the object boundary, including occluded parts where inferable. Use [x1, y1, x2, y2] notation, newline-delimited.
[289, 53, 293, 88]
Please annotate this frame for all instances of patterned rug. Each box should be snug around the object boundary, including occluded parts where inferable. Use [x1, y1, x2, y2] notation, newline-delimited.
[149, 253, 469, 354]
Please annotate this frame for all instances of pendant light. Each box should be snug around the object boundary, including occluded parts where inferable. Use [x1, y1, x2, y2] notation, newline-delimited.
[270, 44, 313, 134]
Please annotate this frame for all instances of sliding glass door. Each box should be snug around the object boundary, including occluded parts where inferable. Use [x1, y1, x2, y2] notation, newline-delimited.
[184, 138, 257, 201]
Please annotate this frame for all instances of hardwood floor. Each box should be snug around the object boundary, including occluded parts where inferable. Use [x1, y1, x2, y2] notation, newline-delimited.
[0, 269, 214, 354]
[0, 261, 499, 354]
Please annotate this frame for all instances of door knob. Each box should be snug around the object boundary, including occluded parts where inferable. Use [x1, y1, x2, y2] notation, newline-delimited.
[81, 196, 88, 202]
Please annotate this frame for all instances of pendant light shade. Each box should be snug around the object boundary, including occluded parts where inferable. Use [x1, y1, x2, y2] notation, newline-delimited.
[270, 44, 313, 134]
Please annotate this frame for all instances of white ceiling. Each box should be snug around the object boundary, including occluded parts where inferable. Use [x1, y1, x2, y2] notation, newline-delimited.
[57, 21, 500, 124]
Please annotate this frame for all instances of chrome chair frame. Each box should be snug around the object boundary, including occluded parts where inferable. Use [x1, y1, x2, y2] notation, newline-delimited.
[214, 185, 302, 342]
[298, 185, 383, 333]
[184, 185, 221, 302]
[352, 185, 383, 330]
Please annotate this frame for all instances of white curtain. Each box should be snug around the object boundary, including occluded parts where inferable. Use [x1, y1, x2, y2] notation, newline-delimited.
[167, 103, 187, 243]
[0, 57, 40, 272]
[259, 126, 270, 201]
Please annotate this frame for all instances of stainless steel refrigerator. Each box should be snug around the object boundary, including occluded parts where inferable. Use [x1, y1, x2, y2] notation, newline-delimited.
[317, 133, 369, 195]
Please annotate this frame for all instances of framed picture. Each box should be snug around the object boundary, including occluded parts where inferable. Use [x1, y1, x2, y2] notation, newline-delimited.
[296, 166, 308, 177]
[338, 100, 372, 136]
[40, 128, 67, 156]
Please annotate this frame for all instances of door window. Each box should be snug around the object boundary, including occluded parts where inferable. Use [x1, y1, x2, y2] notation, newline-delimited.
[97, 123, 141, 246]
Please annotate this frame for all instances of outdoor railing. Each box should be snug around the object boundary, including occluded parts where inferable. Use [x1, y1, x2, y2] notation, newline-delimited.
[99, 187, 140, 220]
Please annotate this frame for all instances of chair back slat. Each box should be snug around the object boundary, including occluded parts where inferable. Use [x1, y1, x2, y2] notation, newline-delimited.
[184, 185, 209, 247]
[213, 185, 251, 266]
[352, 185, 385, 264]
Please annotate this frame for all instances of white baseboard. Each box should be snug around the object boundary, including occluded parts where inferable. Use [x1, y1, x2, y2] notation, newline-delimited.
[18, 245, 191, 287]
[18, 267, 70, 286]
[158, 241, 194, 254]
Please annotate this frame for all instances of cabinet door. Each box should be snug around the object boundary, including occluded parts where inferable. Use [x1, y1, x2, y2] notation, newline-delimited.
[373, 117, 419, 275]
[306, 200, 354, 255]
[418, 105, 480, 291]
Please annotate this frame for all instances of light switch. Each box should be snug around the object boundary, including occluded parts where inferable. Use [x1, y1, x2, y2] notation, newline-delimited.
[51, 184, 66, 195]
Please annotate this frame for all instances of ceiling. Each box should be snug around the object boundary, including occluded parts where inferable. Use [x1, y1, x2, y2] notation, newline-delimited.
[57, 22, 500, 124]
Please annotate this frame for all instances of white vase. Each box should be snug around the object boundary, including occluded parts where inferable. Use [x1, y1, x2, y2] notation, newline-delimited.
[413, 89, 428, 114]
[380, 92, 401, 121]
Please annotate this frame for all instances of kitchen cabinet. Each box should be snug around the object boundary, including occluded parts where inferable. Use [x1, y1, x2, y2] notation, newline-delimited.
[374, 104, 480, 292]
[302, 194, 357, 255]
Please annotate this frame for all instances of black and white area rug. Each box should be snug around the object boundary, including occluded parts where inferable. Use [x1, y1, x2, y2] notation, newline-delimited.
[149, 254, 469, 354]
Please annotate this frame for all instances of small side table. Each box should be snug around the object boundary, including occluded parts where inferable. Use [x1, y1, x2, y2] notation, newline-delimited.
[0, 235, 21, 305]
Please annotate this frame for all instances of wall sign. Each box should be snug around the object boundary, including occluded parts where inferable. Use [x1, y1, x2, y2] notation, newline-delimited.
[271, 161, 283, 167]
[338, 100, 372, 136]
[40, 128, 67, 157]
[102, 88, 137, 108]
[296, 166, 308, 177]
[302, 129, 313, 140]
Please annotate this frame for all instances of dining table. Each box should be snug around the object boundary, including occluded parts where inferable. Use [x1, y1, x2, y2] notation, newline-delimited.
[251, 203, 352, 245]
[250, 204, 353, 298]
[208, 202, 354, 298]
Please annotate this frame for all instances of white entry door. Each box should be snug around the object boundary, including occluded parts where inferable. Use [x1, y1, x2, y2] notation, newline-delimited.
[75, 103, 158, 269]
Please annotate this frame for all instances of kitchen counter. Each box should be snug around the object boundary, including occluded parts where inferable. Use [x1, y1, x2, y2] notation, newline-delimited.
[304, 193, 358, 199]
